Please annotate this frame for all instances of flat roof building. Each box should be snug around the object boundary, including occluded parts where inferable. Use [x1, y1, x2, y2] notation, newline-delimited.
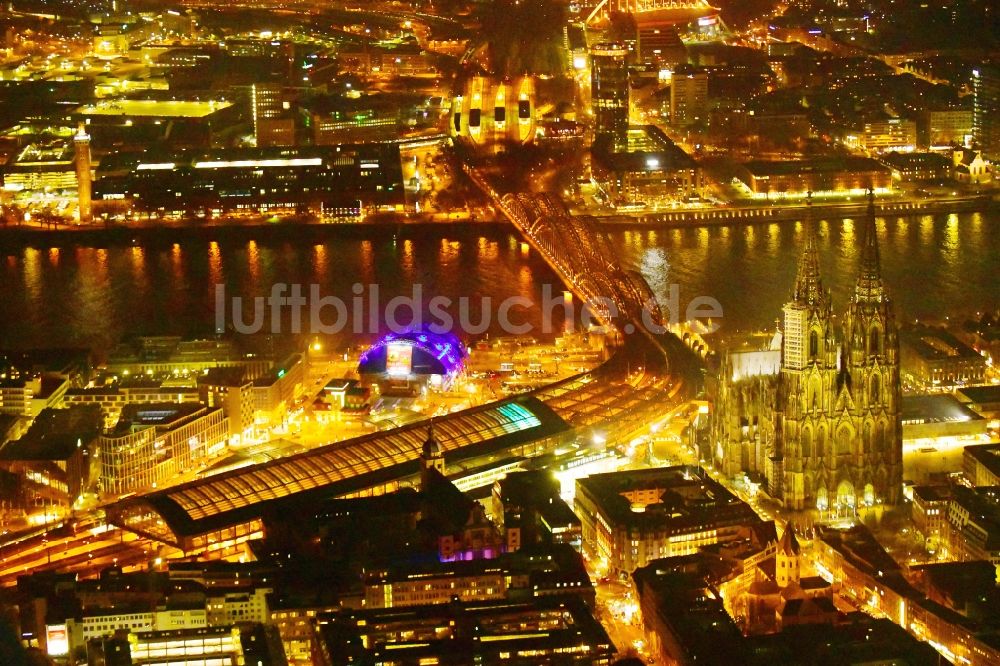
[492, 470, 581, 552]
[1, 141, 77, 195]
[900, 325, 988, 390]
[946, 486, 1000, 569]
[364, 543, 593, 609]
[64, 382, 201, 429]
[901, 394, 988, 441]
[73, 98, 243, 152]
[964, 443, 1000, 488]
[736, 157, 892, 198]
[99, 403, 228, 496]
[0, 405, 101, 515]
[0, 375, 70, 419]
[77, 99, 235, 119]
[315, 596, 614, 665]
[105, 337, 271, 379]
[956, 385, 1000, 420]
[575, 466, 763, 573]
[94, 144, 405, 219]
[591, 126, 701, 208]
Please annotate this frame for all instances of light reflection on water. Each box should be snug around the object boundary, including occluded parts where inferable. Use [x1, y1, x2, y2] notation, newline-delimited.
[610, 212, 1000, 335]
[0, 211, 996, 350]
[0, 230, 565, 351]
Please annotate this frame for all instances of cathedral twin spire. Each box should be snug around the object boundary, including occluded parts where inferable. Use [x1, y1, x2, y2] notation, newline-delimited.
[793, 194, 828, 310]
[792, 189, 885, 308]
[853, 190, 886, 304]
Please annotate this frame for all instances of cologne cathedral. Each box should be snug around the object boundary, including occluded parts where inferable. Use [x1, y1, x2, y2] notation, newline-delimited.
[713, 194, 903, 512]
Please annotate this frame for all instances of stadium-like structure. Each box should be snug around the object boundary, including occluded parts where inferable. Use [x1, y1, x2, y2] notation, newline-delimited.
[358, 328, 467, 378]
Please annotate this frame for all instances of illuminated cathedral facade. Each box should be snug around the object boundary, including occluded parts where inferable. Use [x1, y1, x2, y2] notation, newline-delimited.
[714, 195, 903, 511]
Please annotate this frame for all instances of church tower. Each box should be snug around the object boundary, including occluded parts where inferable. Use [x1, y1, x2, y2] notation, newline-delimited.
[777, 197, 839, 509]
[420, 421, 445, 490]
[836, 191, 903, 507]
[775, 523, 801, 588]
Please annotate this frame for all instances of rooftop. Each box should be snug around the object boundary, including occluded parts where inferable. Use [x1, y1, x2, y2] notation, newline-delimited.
[879, 151, 951, 169]
[367, 543, 589, 588]
[950, 486, 1000, 543]
[957, 384, 1000, 406]
[815, 525, 901, 579]
[910, 560, 999, 608]
[96, 143, 401, 175]
[965, 443, 1000, 480]
[0, 347, 90, 377]
[900, 325, 984, 361]
[632, 558, 746, 663]
[912, 484, 951, 504]
[0, 405, 102, 461]
[901, 394, 984, 425]
[316, 596, 612, 663]
[744, 616, 940, 664]
[105, 396, 568, 544]
[76, 99, 233, 118]
[576, 466, 758, 530]
[592, 126, 698, 173]
[742, 156, 890, 177]
[109, 403, 210, 435]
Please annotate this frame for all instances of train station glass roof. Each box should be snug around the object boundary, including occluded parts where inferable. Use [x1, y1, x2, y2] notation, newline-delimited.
[106, 396, 569, 544]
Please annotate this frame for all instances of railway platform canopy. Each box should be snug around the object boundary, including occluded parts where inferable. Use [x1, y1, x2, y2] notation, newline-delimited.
[105, 396, 570, 549]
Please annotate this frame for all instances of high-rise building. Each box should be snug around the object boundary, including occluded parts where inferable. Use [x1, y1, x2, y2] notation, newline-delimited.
[669, 64, 708, 126]
[919, 109, 973, 148]
[714, 195, 903, 511]
[590, 43, 630, 150]
[847, 117, 917, 153]
[973, 64, 1000, 159]
[252, 83, 295, 147]
[74, 123, 92, 222]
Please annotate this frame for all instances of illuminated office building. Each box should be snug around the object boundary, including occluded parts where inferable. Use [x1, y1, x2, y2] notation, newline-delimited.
[99, 403, 228, 495]
[973, 64, 1000, 159]
[574, 466, 763, 573]
[1, 143, 78, 197]
[64, 383, 201, 430]
[93, 145, 405, 218]
[919, 109, 973, 148]
[590, 43, 630, 151]
[315, 597, 614, 665]
[591, 125, 701, 208]
[128, 624, 284, 666]
[670, 64, 708, 126]
[846, 118, 917, 154]
[252, 83, 295, 147]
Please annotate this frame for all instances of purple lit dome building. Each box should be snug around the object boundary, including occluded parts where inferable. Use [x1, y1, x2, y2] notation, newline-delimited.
[358, 328, 467, 396]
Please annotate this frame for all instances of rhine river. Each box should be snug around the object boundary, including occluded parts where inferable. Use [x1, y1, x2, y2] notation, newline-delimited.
[0, 211, 997, 353]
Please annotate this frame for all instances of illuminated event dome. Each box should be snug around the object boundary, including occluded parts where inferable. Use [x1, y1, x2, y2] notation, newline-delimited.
[358, 328, 467, 378]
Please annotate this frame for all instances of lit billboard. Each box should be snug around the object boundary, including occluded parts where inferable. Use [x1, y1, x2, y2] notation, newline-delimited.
[46, 624, 69, 656]
[386, 343, 413, 376]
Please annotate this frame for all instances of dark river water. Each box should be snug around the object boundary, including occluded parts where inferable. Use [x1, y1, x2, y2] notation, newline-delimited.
[0, 211, 996, 352]
[612, 210, 999, 336]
